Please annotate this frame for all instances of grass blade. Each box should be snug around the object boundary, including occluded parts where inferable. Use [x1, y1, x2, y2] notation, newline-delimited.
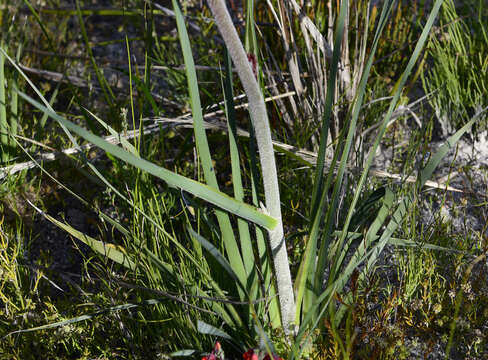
[28, 201, 136, 270]
[334, 0, 445, 268]
[0, 44, 7, 164]
[170, 350, 196, 357]
[172, 0, 247, 291]
[308, 0, 347, 221]
[3, 299, 177, 338]
[189, 227, 247, 294]
[223, 48, 255, 289]
[84, 107, 139, 156]
[334, 111, 482, 326]
[17, 91, 277, 230]
[319, 0, 396, 290]
[197, 320, 232, 340]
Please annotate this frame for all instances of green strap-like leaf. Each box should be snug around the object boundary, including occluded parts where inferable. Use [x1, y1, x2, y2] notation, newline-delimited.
[172, 0, 247, 291]
[197, 320, 232, 340]
[28, 201, 135, 270]
[188, 227, 247, 295]
[170, 350, 197, 357]
[332, 109, 484, 327]
[16, 91, 277, 231]
[223, 48, 255, 280]
[3, 299, 173, 339]
[0, 45, 7, 164]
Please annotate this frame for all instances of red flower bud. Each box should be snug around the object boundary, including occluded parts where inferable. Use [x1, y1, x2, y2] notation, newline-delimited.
[243, 349, 256, 360]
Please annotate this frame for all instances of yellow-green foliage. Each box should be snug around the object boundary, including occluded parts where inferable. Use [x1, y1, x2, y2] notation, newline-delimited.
[423, 0, 488, 133]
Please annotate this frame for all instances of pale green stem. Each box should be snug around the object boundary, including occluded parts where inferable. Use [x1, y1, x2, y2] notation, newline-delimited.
[207, 0, 296, 335]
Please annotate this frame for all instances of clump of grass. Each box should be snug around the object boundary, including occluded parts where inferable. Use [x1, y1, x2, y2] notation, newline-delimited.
[0, 43, 22, 165]
[1, 0, 487, 358]
[422, 0, 488, 136]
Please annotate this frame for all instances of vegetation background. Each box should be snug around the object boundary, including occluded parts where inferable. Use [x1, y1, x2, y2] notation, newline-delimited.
[0, 0, 487, 359]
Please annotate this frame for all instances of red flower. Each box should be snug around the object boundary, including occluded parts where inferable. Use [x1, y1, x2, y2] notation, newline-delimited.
[243, 349, 258, 360]
[203, 341, 223, 360]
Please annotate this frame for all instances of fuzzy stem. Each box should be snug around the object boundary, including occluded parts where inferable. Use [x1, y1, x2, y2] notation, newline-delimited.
[207, 0, 296, 335]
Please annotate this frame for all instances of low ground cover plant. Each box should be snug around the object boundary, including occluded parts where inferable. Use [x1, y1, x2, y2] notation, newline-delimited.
[0, 0, 487, 358]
